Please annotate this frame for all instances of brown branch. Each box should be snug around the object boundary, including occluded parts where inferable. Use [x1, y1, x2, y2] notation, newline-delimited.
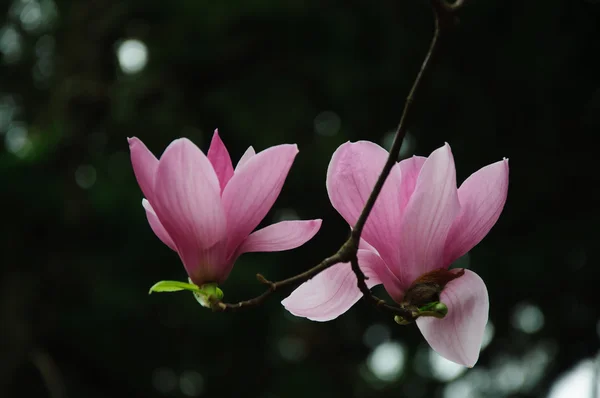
[213, 0, 464, 313]
[212, 247, 351, 312]
[350, 258, 417, 320]
[351, 1, 448, 242]
[345, 0, 464, 319]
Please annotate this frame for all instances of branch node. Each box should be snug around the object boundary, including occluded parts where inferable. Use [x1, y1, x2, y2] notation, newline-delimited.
[256, 274, 275, 290]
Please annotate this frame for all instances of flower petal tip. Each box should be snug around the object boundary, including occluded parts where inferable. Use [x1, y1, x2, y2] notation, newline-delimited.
[127, 136, 140, 147]
[210, 129, 221, 142]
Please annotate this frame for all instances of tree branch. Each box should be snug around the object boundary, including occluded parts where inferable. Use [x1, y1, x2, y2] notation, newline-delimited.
[213, 0, 464, 314]
[350, 258, 417, 320]
[345, 0, 465, 320]
[212, 249, 350, 312]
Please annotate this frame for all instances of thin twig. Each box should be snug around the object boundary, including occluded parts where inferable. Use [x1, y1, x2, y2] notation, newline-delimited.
[350, 258, 417, 320]
[351, 1, 444, 243]
[346, 0, 461, 320]
[212, 250, 348, 311]
[213, 0, 464, 313]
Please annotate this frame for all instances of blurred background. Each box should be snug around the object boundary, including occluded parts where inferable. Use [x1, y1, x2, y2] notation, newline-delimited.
[1, 0, 600, 397]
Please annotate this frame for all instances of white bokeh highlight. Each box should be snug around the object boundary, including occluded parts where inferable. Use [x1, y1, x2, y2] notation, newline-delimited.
[117, 39, 148, 74]
[367, 341, 406, 382]
[511, 302, 544, 334]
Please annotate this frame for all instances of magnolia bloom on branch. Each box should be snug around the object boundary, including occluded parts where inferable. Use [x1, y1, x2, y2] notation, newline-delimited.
[282, 141, 509, 367]
[129, 130, 322, 302]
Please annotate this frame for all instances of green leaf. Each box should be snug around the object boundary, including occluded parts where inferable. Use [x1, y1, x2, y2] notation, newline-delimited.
[148, 280, 202, 294]
[417, 301, 448, 319]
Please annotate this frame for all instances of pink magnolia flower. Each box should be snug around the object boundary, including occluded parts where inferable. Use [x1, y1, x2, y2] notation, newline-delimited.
[128, 130, 322, 287]
[282, 141, 508, 367]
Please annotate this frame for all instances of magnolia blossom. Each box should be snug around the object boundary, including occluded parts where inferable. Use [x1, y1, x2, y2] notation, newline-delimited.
[282, 141, 508, 367]
[129, 130, 322, 287]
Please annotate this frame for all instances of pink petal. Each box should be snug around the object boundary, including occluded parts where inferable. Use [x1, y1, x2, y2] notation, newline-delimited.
[128, 137, 159, 201]
[444, 159, 509, 265]
[235, 146, 256, 171]
[326, 141, 402, 267]
[236, 219, 322, 255]
[377, 260, 406, 304]
[207, 129, 234, 193]
[358, 238, 377, 253]
[398, 155, 427, 212]
[222, 144, 298, 254]
[416, 269, 489, 367]
[396, 143, 460, 286]
[356, 240, 405, 302]
[281, 249, 384, 321]
[142, 199, 176, 251]
[152, 138, 228, 284]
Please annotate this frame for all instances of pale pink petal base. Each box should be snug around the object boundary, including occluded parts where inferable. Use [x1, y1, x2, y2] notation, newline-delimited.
[152, 138, 227, 284]
[236, 220, 322, 255]
[142, 199, 176, 251]
[281, 250, 384, 321]
[396, 143, 460, 286]
[416, 269, 489, 367]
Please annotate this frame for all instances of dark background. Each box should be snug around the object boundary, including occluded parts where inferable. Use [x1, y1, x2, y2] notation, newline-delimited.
[1, 0, 599, 397]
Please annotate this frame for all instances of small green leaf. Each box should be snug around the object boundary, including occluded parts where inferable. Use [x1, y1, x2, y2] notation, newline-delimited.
[148, 280, 202, 294]
[192, 283, 224, 308]
[417, 301, 448, 319]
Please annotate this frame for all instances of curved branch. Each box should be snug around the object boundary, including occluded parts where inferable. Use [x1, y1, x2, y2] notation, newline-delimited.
[213, 0, 466, 313]
[212, 251, 346, 312]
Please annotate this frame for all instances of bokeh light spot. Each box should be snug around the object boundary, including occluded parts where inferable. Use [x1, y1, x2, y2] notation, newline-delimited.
[5, 123, 29, 154]
[429, 350, 467, 382]
[494, 359, 525, 393]
[367, 341, 406, 382]
[0, 25, 23, 63]
[547, 358, 600, 398]
[382, 131, 415, 158]
[20, 1, 43, 31]
[75, 164, 97, 189]
[481, 321, 495, 350]
[179, 370, 204, 397]
[152, 367, 177, 394]
[444, 379, 476, 398]
[117, 39, 148, 74]
[314, 111, 341, 136]
[0, 95, 17, 132]
[511, 302, 544, 333]
[277, 336, 307, 362]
